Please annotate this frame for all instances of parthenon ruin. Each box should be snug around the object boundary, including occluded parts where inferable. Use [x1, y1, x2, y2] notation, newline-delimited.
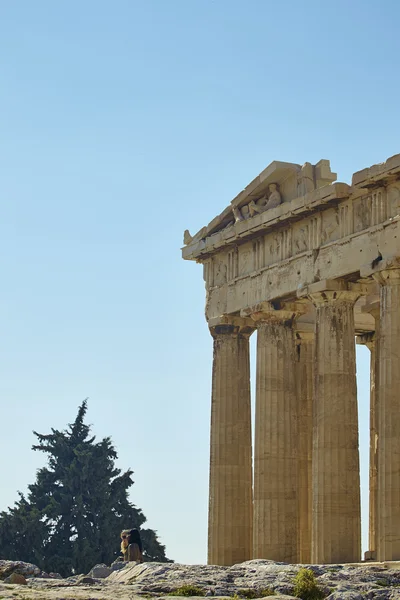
[182, 153, 400, 565]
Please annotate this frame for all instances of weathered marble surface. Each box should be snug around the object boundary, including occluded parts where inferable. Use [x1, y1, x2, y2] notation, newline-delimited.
[3, 559, 400, 600]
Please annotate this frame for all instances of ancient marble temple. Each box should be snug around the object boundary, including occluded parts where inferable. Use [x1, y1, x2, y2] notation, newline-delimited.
[182, 153, 400, 566]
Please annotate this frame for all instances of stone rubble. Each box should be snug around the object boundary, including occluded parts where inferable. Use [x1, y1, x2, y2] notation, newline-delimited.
[2, 559, 400, 599]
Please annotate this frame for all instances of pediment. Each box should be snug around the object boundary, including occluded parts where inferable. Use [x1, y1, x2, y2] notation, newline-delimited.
[183, 159, 336, 248]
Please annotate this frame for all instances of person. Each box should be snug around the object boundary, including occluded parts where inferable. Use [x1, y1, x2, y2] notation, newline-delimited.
[120, 528, 144, 563]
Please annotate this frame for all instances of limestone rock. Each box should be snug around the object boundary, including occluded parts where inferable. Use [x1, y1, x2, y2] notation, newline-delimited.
[3, 572, 27, 585]
[89, 564, 113, 579]
[326, 593, 364, 600]
[3, 559, 400, 600]
[111, 560, 126, 572]
[76, 575, 97, 585]
[49, 572, 63, 579]
[0, 559, 41, 579]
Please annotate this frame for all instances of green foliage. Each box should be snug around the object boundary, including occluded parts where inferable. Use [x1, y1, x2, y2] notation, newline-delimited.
[0, 400, 172, 576]
[293, 568, 326, 600]
[237, 590, 258, 599]
[168, 585, 206, 596]
[237, 589, 276, 598]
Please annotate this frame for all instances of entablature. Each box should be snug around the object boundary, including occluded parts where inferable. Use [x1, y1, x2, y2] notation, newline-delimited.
[182, 152, 400, 333]
[182, 153, 400, 262]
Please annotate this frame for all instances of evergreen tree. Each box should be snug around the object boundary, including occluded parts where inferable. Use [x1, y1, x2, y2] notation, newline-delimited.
[0, 401, 171, 575]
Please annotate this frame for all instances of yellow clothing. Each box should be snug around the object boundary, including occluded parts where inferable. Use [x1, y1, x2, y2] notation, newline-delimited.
[121, 541, 143, 562]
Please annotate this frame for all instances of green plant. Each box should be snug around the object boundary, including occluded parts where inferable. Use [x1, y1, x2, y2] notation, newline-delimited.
[237, 589, 275, 598]
[0, 400, 172, 577]
[293, 568, 326, 600]
[375, 579, 389, 587]
[238, 590, 258, 599]
[168, 585, 206, 597]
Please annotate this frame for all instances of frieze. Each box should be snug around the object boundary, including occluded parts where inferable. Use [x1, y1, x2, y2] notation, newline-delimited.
[321, 208, 340, 244]
[204, 217, 400, 318]
[227, 247, 238, 281]
[387, 182, 400, 218]
[200, 186, 400, 292]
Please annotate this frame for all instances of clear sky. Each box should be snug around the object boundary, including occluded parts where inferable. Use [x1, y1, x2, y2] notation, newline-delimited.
[0, 0, 399, 565]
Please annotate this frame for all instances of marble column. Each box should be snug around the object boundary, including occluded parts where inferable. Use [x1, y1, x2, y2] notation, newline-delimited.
[372, 267, 400, 561]
[367, 335, 378, 560]
[295, 326, 314, 564]
[360, 299, 380, 561]
[208, 318, 254, 566]
[244, 301, 304, 563]
[308, 285, 361, 564]
[357, 330, 377, 561]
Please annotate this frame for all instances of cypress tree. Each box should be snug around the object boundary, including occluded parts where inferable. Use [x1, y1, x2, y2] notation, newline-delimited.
[0, 400, 171, 575]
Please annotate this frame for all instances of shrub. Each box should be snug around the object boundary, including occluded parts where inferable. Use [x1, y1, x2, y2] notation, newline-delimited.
[237, 589, 275, 598]
[168, 585, 206, 597]
[238, 590, 258, 599]
[293, 568, 326, 600]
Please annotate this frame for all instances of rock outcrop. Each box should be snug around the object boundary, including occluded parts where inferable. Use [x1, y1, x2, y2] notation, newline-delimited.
[2, 559, 400, 599]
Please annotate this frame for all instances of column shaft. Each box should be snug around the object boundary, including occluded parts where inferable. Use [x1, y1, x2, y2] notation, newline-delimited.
[375, 270, 400, 560]
[208, 324, 253, 566]
[368, 338, 378, 557]
[296, 331, 314, 564]
[253, 312, 298, 562]
[357, 325, 379, 560]
[310, 291, 361, 564]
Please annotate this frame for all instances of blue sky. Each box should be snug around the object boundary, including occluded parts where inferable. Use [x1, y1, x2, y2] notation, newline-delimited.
[0, 0, 399, 564]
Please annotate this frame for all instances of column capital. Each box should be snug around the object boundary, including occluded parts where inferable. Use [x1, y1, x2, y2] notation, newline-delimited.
[309, 290, 361, 307]
[356, 331, 375, 351]
[297, 278, 368, 307]
[297, 278, 372, 305]
[241, 300, 307, 325]
[373, 269, 400, 286]
[361, 255, 400, 285]
[208, 315, 255, 337]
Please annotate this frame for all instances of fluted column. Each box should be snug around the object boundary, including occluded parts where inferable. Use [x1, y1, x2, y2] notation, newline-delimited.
[307, 283, 361, 564]
[367, 336, 378, 559]
[359, 299, 380, 561]
[208, 317, 254, 566]
[243, 301, 304, 563]
[372, 266, 400, 560]
[295, 326, 314, 564]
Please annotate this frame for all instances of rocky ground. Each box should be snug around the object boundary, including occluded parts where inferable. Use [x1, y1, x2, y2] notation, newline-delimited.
[2, 558, 400, 600]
